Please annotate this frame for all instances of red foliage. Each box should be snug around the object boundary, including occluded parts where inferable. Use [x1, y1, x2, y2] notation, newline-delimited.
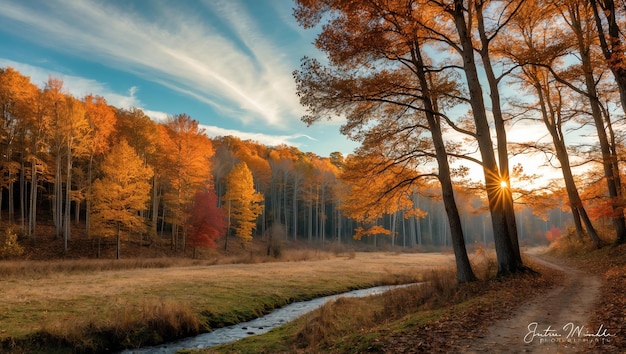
[587, 198, 621, 220]
[187, 190, 226, 248]
[545, 226, 561, 242]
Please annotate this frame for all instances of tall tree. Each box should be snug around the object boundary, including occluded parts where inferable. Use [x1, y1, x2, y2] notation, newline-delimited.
[590, 0, 626, 115]
[0, 68, 37, 226]
[415, 0, 524, 275]
[160, 114, 214, 251]
[502, 0, 601, 245]
[91, 140, 153, 259]
[223, 161, 264, 245]
[25, 81, 48, 240]
[43, 78, 89, 253]
[557, 0, 626, 243]
[115, 108, 160, 236]
[83, 95, 116, 238]
[294, 0, 478, 281]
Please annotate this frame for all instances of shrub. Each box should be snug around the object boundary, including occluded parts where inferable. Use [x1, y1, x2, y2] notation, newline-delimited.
[0, 227, 24, 259]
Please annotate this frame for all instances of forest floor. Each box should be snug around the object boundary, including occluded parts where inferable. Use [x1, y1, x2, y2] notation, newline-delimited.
[457, 252, 605, 353]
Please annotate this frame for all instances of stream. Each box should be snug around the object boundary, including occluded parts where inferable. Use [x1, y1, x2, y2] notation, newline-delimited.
[122, 283, 420, 353]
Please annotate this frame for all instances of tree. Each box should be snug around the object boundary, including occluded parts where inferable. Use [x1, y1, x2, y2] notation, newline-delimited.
[91, 140, 153, 259]
[0, 67, 37, 226]
[502, 0, 601, 246]
[293, 0, 478, 281]
[223, 162, 264, 245]
[434, 0, 524, 275]
[83, 94, 117, 238]
[590, 0, 626, 115]
[115, 108, 160, 236]
[25, 81, 48, 240]
[340, 153, 427, 248]
[43, 78, 90, 254]
[160, 114, 214, 251]
[187, 190, 226, 257]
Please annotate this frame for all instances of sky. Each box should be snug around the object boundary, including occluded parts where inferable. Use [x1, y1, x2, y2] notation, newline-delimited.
[0, 0, 359, 158]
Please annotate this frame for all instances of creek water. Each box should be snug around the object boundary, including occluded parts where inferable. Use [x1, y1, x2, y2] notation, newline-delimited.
[122, 283, 420, 353]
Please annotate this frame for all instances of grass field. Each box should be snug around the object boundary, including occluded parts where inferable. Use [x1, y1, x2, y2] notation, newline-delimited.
[0, 251, 455, 352]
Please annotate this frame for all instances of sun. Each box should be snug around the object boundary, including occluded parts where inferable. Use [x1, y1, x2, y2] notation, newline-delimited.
[500, 180, 508, 189]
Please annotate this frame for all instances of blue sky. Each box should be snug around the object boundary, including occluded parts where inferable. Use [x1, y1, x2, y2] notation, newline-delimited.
[0, 0, 359, 157]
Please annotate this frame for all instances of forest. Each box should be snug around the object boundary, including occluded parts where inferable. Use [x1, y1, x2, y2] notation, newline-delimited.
[0, 0, 624, 279]
[0, 66, 574, 261]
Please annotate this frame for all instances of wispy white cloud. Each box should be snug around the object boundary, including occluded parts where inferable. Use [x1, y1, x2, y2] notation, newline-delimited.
[0, 58, 141, 107]
[0, 58, 172, 122]
[0, 0, 306, 129]
[202, 125, 316, 147]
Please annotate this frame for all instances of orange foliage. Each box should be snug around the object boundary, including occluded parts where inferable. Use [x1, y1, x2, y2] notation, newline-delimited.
[545, 226, 562, 242]
[353, 225, 392, 240]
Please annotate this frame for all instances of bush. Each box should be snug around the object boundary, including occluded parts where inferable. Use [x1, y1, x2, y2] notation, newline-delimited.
[0, 227, 24, 259]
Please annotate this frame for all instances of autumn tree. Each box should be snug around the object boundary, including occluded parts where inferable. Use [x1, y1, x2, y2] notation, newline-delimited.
[83, 94, 117, 238]
[294, 0, 478, 281]
[590, 0, 626, 116]
[340, 153, 426, 247]
[0, 68, 38, 227]
[223, 161, 264, 246]
[91, 140, 153, 259]
[43, 78, 89, 253]
[502, 0, 601, 245]
[552, 0, 626, 243]
[187, 190, 226, 257]
[160, 114, 214, 251]
[25, 80, 48, 239]
[115, 108, 160, 236]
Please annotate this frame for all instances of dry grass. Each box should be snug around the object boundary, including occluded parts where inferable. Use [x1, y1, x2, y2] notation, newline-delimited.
[291, 266, 460, 352]
[0, 251, 454, 352]
[213, 248, 559, 354]
[25, 298, 200, 352]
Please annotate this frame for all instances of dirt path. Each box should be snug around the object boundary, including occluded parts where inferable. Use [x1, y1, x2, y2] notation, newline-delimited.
[462, 255, 604, 353]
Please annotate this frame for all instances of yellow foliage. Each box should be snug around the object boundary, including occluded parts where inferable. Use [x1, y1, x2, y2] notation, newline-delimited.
[223, 162, 264, 242]
[90, 140, 153, 235]
[0, 227, 24, 259]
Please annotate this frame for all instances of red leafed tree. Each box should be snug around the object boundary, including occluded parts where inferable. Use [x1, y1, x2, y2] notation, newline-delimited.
[545, 227, 562, 243]
[187, 190, 226, 255]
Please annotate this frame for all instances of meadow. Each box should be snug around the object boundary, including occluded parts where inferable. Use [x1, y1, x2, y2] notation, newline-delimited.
[0, 250, 455, 352]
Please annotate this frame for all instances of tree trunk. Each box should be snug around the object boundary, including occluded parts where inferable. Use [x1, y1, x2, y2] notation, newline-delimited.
[29, 161, 37, 241]
[116, 222, 121, 260]
[151, 175, 159, 235]
[8, 163, 14, 223]
[55, 152, 63, 240]
[64, 146, 72, 249]
[475, 1, 522, 264]
[86, 154, 93, 239]
[533, 72, 601, 246]
[573, 9, 626, 243]
[591, 0, 626, 116]
[452, 1, 522, 276]
[20, 160, 25, 230]
[412, 38, 477, 282]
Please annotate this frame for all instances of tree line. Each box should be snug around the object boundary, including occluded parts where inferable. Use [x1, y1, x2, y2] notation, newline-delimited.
[293, 0, 626, 281]
[1, 65, 573, 261]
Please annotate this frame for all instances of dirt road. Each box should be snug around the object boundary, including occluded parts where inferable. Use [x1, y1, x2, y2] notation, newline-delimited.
[462, 255, 607, 353]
